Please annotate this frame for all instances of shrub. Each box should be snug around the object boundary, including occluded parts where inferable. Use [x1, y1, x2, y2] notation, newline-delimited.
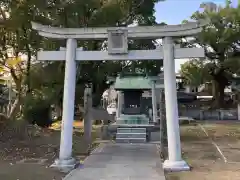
[23, 92, 52, 128]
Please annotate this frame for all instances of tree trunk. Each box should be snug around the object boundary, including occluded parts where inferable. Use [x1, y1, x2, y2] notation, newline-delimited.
[212, 79, 225, 108]
[8, 93, 21, 120]
[218, 82, 225, 107]
[8, 68, 22, 120]
[55, 104, 62, 118]
[26, 50, 31, 93]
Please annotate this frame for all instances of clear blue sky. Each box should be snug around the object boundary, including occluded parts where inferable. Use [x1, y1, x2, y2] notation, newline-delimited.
[154, 0, 238, 72]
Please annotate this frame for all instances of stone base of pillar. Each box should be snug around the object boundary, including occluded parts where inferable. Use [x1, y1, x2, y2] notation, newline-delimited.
[163, 160, 190, 172]
[50, 157, 78, 173]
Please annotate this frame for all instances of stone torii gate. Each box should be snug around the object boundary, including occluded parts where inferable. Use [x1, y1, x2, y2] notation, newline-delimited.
[31, 21, 206, 172]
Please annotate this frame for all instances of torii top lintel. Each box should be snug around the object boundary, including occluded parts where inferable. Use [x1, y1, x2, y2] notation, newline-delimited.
[31, 20, 208, 40]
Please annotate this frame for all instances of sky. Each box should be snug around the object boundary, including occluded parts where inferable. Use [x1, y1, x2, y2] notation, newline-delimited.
[154, 0, 238, 72]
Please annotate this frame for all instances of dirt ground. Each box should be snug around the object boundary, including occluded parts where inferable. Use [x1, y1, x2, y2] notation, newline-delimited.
[0, 121, 100, 180]
[2, 120, 240, 180]
[166, 121, 240, 180]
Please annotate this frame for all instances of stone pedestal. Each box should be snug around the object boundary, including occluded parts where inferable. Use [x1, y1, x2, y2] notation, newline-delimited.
[51, 158, 77, 173]
[163, 160, 190, 172]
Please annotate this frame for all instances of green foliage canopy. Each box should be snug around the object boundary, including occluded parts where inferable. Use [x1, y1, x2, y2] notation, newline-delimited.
[181, 2, 240, 107]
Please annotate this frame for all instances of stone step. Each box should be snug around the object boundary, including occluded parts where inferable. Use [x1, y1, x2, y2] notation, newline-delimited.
[115, 137, 146, 143]
[117, 128, 132, 133]
[116, 119, 149, 125]
[119, 114, 148, 118]
[116, 127, 147, 143]
[131, 128, 146, 133]
[117, 128, 146, 134]
[116, 133, 146, 139]
[117, 114, 150, 125]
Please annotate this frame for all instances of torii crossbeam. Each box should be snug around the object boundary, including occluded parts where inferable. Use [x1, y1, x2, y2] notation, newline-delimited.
[37, 47, 204, 61]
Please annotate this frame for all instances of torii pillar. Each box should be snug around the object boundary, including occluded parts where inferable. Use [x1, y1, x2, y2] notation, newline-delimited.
[162, 37, 189, 171]
[53, 39, 77, 172]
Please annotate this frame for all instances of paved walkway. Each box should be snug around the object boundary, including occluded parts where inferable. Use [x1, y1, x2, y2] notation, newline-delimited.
[64, 143, 165, 180]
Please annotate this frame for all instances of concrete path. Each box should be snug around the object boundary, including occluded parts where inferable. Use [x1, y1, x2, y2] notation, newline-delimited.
[64, 143, 165, 180]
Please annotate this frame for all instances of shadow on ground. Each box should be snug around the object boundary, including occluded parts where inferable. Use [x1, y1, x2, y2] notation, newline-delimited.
[0, 121, 100, 180]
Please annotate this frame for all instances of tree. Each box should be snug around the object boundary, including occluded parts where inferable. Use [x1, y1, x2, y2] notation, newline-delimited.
[0, 0, 165, 125]
[32, 0, 163, 105]
[24, 0, 164, 113]
[180, 59, 208, 86]
[0, 0, 51, 120]
[182, 2, 240, 107]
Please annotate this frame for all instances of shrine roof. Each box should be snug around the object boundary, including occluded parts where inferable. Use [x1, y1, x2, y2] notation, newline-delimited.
[114, 76, 164, 90]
